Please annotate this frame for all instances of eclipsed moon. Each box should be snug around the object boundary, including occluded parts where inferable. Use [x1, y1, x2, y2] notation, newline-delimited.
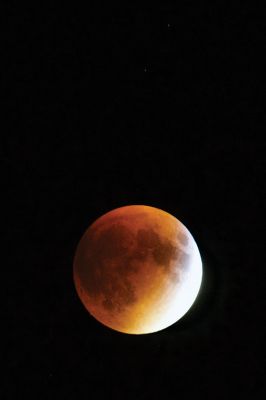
[73, 205, 202, 334]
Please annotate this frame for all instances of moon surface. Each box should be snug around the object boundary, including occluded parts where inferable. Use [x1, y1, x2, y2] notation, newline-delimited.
[73, 205, 202, 334]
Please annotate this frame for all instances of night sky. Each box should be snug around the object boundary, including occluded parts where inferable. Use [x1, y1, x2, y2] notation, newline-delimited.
[3, 3, 265, 399]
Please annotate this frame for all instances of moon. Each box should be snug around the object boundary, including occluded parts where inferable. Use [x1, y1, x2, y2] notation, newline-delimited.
[73, 205, 202, 334]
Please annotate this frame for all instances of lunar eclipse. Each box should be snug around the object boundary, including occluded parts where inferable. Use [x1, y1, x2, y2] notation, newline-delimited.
[73, 205, 202, 334]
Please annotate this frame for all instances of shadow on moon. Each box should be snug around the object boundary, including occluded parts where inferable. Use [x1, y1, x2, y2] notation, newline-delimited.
[75, 220, 189, 314]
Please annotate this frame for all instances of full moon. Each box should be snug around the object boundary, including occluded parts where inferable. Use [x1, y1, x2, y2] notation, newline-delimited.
[73, 205, 202, 334]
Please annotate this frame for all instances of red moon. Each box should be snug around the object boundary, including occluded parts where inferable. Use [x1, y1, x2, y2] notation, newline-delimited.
[73, 205, 202, 334]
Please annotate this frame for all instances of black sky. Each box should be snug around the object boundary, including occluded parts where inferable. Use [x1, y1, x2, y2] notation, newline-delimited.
[2, 3, 265, 399]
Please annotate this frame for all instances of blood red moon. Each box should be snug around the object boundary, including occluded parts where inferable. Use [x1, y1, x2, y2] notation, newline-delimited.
[73, 205, 202, 334]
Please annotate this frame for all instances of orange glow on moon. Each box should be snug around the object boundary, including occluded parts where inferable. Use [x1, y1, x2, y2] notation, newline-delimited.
[73, 205, 202, 334]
